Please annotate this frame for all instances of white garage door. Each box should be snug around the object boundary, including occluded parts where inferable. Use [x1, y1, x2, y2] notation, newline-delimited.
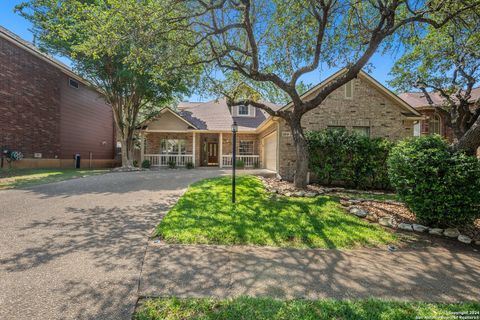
[264, 132, 277, 171]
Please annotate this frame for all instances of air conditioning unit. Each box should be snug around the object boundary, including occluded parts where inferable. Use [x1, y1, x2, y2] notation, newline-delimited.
[34, 153, 42, 158]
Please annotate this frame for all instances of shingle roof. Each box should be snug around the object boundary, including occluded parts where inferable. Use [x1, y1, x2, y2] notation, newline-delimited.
[176, 98, 280, 131]
[398, 87, 480, 108]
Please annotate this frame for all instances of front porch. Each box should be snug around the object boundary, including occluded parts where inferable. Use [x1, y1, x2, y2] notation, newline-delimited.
[139, 131, 262, 169]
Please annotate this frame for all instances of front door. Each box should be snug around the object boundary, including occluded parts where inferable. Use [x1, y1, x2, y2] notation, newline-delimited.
[207, 142, 218, 165]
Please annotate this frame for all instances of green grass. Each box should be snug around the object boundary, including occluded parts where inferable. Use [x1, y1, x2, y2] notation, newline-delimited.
[156, 176, 396, 248]
[134, 297, 480, 320]
[0, 168, 109, 189]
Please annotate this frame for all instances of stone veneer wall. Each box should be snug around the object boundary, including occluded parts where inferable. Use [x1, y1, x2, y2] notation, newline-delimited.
[278, 77, 416, 180]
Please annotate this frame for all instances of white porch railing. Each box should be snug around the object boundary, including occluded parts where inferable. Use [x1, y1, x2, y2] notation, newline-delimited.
[222, 155, 259, 168]
[144, 154, 193, 167]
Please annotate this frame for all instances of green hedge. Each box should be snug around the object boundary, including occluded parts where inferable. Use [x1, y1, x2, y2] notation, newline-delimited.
[305, 129, 393, 189]
[388, 135, 480, 227]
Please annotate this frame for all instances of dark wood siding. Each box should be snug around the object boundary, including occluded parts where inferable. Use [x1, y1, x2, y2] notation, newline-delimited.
[59, 75, 114, 160]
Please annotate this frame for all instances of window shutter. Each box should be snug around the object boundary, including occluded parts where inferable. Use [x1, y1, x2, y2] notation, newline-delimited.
[345, 81, 353, 99]
[249, 105, 256, 117]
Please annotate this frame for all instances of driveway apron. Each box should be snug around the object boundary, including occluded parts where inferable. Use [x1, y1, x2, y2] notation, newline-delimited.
[0, 169, 223, 320]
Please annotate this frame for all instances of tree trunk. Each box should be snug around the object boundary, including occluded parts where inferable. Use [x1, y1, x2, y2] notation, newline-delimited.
[111, 101, 137, 168]
[289, 117, 309, 189]
[120, 135, 134, 167]
[452, 116, 480, 156]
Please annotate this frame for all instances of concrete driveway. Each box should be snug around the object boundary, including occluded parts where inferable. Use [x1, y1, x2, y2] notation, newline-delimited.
[0, 169, 225, 320]
[2, 169, 479, 319]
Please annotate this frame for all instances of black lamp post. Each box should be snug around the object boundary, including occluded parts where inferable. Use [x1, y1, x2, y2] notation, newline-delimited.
[231, 121, 238, 203]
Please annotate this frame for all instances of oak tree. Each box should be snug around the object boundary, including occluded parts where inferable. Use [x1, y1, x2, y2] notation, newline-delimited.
[191, 0, 480, 187]
[390, 14, 480, 154]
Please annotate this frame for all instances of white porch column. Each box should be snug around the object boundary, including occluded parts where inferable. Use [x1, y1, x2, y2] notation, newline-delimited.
[140, 132, 145, 163]
[192, 131, 196, 166]
[219, 132, 223, 168]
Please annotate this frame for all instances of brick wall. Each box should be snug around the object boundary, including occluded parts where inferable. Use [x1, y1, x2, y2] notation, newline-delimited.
[417, 109, 454, 142]
[0, 36, 115, 163]
[0, 36, 61, 158]
[144, 132, 194, 154]
[221, 133, 259, 155]
[278, 76, 416, 180]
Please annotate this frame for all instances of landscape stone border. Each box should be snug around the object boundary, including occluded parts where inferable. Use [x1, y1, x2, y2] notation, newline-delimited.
[344, 201, 477, 246]
[259, 177, 480, 247]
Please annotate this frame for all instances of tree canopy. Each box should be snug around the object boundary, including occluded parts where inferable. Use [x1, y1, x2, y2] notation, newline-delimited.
[390, 13, 480, 153]
[16, 0, 201, 166]
[189, 0, 480, 187]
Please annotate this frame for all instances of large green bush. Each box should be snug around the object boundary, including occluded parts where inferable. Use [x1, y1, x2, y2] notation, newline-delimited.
[306, 129, 393, 189]
[388, 135, 480, 227]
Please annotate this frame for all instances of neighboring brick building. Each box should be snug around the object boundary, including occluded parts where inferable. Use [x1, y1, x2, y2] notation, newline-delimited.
[398, 88, 480, 142]
[136, 69, 421, 181]
[0, 26, 116, 168]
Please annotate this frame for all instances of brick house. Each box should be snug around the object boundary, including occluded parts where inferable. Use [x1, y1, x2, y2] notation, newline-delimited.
[0, 26, 116, 168]
[398, 88, 480, 142]
[138, 69, 422, 180]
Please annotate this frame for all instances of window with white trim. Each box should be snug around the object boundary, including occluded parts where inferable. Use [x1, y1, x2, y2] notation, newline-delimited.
[352, 126, 370, 137]
[237, 105, 250, 116]
[160, 139, 186, 154]
[413, 122, 421, 137]
[239, 140, 254, 155]
[345, 81, 353, 99]
[429, 114, 441, 135]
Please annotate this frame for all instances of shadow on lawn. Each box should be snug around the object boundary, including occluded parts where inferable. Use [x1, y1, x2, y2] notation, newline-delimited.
[159, 176, 394, 248]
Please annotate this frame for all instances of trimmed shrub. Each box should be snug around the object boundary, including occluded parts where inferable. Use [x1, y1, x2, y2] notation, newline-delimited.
[388, 135, 480, 227]
[235, 159, 245, 169]
[167, 159, 176, 169]
[305, 129, 393, 189]
[141, 159, 151, 168]
[185, 161, 194, 169]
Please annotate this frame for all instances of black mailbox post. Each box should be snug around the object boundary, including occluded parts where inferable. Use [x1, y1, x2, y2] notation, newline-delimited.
[74, 153, 81, 169]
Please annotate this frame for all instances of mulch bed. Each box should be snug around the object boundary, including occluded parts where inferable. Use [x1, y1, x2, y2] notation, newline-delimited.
[260, 177, 391, 195]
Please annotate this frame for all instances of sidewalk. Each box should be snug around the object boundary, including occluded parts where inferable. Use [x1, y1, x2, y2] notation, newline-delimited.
[140, 243, 480, 302]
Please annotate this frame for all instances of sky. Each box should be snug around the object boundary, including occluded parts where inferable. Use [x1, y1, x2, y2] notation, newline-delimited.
[1, 0, 404, 102]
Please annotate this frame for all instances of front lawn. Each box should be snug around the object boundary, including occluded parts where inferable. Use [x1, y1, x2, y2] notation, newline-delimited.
[156, 176, 396, 248]
[0, 168, 109, 189]
[134, 297, 480, 320]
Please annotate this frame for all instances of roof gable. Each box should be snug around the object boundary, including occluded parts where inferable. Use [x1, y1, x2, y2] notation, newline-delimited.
[146, 108, 198, 130]
[280, 69, 421, 117]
